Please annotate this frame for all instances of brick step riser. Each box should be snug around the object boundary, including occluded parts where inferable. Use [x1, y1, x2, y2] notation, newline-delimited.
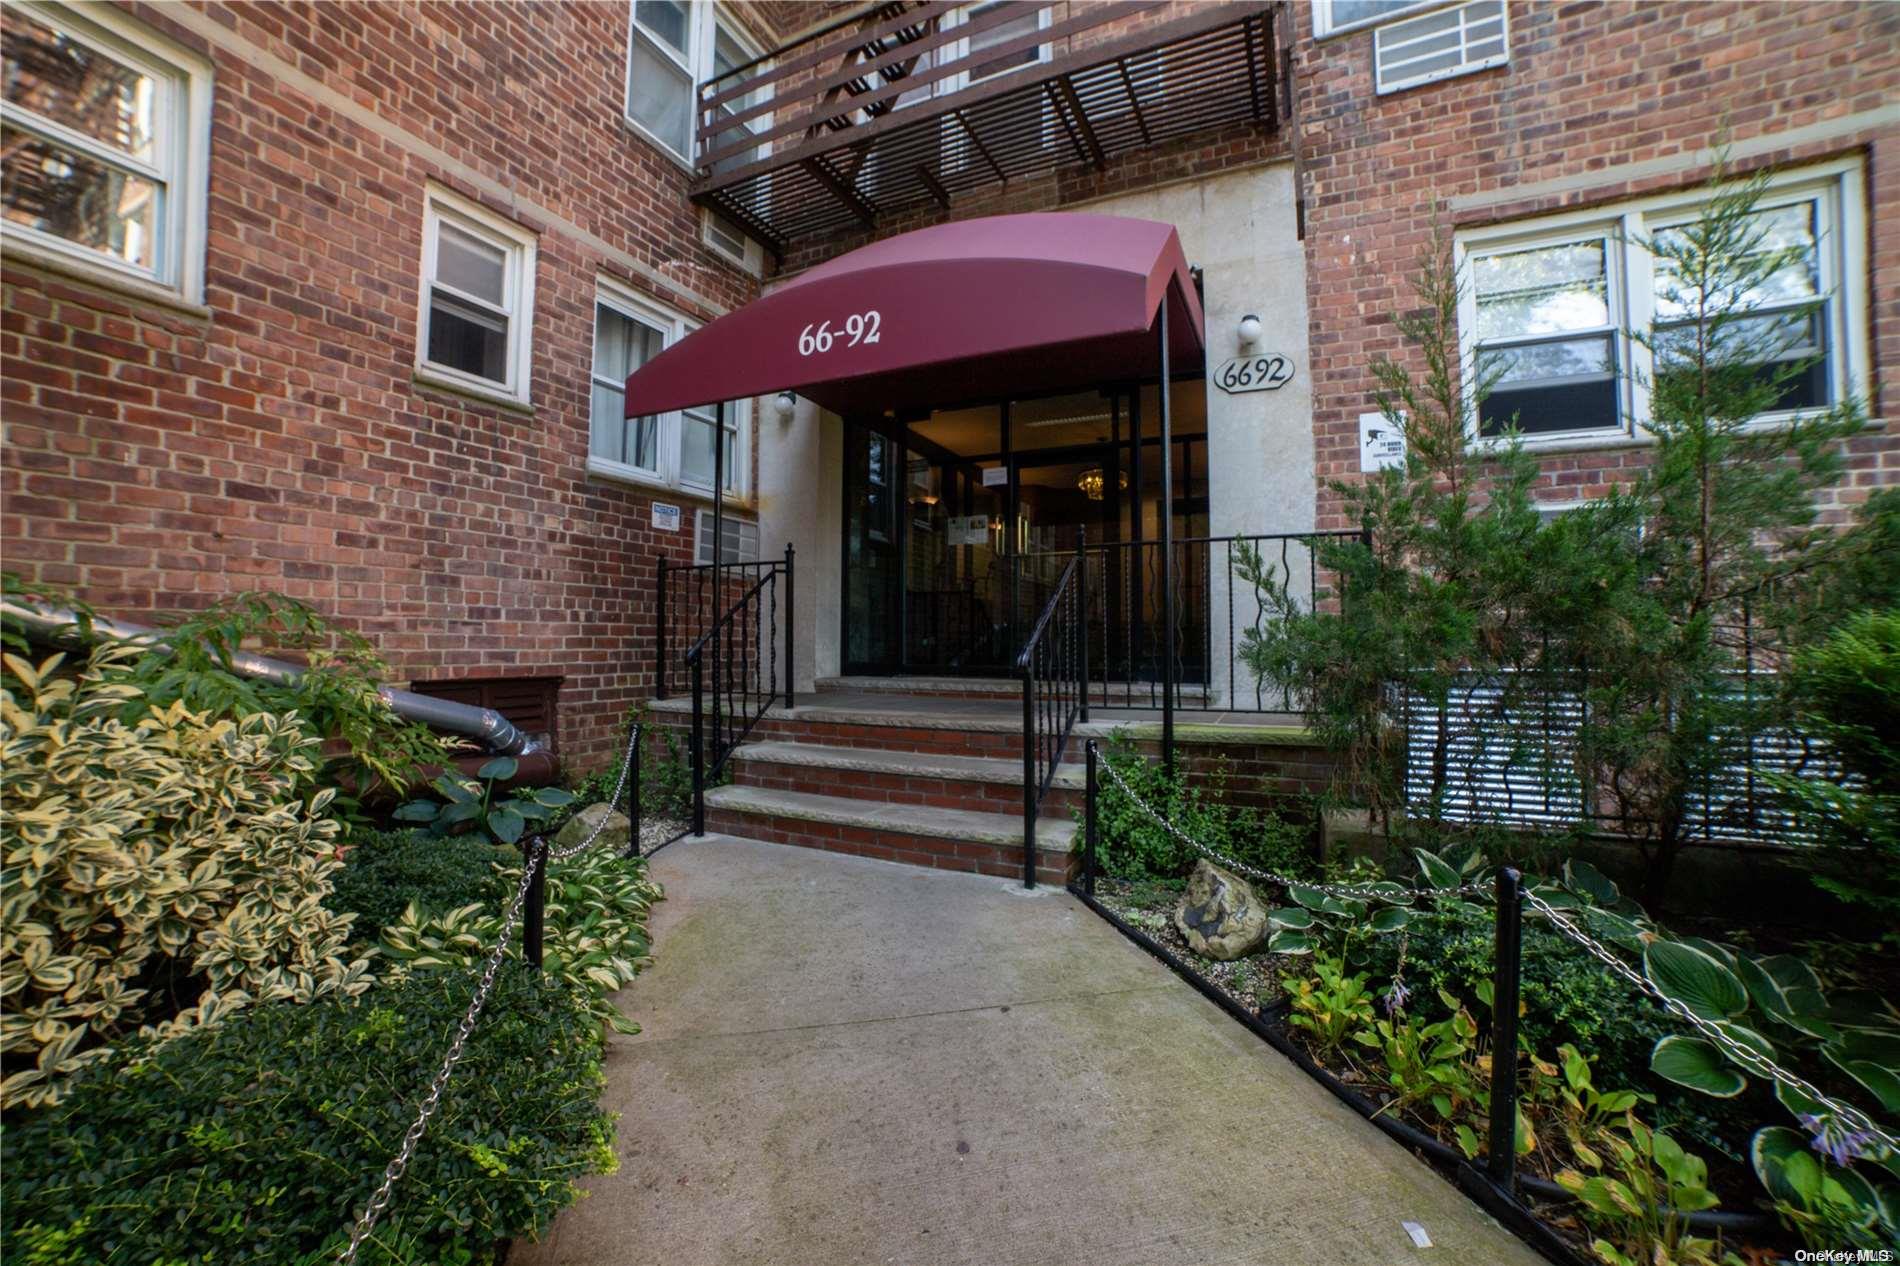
[731, 759, 1084, 815]
[705, 808, 1073, 887]
[651, 715, 1029, 760]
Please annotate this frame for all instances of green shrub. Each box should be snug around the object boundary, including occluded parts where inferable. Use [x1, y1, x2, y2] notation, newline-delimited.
[1, 647, 371, 1110]
[1088, 733, 1312, 882]
[326, 829, 515, 943]
[1774, 607, 1900, 920]
[1, 966, 613, 1266]
[1362, 903, 1671, 1093]
[381, 846, 660, 1035]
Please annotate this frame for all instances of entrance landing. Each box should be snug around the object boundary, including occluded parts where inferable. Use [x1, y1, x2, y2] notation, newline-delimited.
[512, 837, 1541, 1266]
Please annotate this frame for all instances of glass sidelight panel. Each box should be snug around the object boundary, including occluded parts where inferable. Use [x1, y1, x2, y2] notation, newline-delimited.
[843, 427, 902, 673]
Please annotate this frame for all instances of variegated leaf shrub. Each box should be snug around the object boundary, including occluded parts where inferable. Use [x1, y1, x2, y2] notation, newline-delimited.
[1, 647, 373, 1109]
[380, 845, 659, 1034]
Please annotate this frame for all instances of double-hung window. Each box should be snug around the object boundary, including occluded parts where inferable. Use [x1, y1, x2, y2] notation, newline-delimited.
[1471, 235, 1621, 438]
[416, 188, 537, 406]
[589, 279, 748, 498]
[627, 0, 695, 157]
[626, 4, 765, 165]
[1456, 160, 1866, 447]
[0, 1, 212, 302]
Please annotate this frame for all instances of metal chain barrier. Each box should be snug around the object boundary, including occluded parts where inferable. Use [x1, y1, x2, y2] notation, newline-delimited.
[339, 722, 647, 1263]
[1094, 747, 1896, 1165]
[551, 723, 641, 861]
[1094, 753, 1490, 902]
[1522, 889, 1898, 1155]
[337, 838, 547, 1265]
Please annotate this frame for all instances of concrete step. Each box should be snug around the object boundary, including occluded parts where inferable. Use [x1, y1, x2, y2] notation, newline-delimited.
[728, 740, 1085, 814]
[814, 675, 1213, 706]
[703, 784, 1075, 886]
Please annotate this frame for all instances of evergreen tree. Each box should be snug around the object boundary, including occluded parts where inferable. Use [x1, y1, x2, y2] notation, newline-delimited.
[1245, 164, 1870, 905]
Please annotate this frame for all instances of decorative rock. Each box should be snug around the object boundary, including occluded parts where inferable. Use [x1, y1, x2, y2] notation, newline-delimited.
[552, 801, 631, 852]
[1173, 859, 1269, 960]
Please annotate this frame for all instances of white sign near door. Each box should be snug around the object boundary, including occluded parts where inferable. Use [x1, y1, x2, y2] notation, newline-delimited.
[948, 514, 990, 546]
[1359, 412, 1407, 473]
[981, 465, 1008, 488]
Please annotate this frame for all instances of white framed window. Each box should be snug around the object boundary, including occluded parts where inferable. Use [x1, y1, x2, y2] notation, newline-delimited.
[1373, 1, 1508, 94]
[1313, 0, 1444, 39]
[415, 187, 537, 406]
[588, 277, 749, 499]
[1455, 159, 1868, 450]
[0, 1, 212, 303]
[626, 4, 768, 167]
[626, 0, 698, 159]
[694, 509, 759, 564]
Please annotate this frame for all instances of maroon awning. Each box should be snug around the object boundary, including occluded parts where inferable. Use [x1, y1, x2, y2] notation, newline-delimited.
[623, 212, 1203, 419]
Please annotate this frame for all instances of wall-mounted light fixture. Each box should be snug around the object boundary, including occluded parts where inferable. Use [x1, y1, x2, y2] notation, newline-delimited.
[1237, 313, 1263, 348]
[775, 391, 797, 420]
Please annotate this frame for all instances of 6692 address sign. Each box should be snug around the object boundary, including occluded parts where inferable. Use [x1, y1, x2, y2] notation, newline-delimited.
[1213, 353, 1295, 394]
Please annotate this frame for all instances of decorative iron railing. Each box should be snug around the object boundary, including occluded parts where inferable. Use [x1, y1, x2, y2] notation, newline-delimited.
[1007, 531, 1365, 713]
[656, 548, 794, 701]
[675, 545, 794, 834]
[1015, 532, 1088, 888]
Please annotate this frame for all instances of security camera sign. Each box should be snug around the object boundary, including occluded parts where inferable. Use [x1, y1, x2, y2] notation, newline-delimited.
[1359, 412, 1406, 473]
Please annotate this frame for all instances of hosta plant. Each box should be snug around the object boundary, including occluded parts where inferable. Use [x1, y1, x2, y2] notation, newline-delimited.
[0, 648, 372, 1110]
[1354, 992, 1480, 1127]
[1751, 1124, 1900, 1252]
[396, 756, 575, 846]
[381, 845, 660, 1034]
[1556, 1115, 1739, 1266]
[1282, 953, 1375, 1060]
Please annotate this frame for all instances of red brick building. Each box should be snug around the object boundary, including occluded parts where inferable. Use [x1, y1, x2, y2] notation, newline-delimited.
[4, 0, 1895, 774]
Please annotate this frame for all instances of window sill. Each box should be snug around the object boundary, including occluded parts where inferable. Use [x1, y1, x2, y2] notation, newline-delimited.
[1, 242, 211, 320]
[586, 457, 752, 509]
[412, 367, 534, 415]
[1467, 405, 1847, 457]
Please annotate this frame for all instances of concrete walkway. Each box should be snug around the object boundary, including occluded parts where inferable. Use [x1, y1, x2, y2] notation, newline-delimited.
[513, 837, 1543, 1266]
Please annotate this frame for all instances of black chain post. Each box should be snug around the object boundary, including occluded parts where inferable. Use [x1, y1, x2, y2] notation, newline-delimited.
[1487, 866, 1524, 1190]
[626, 721, 642, 858]
[1084, 739, 1099, 897]
[690, 654, 706, 837]
[522, 835, 546, 973]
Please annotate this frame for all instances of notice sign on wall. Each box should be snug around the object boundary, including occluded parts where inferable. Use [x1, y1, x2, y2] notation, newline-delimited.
[652, 502, 681, 532]
[1358, 413, 1406, 473]
[948, 515, 990, 546]
[981, 466, 1008, 488]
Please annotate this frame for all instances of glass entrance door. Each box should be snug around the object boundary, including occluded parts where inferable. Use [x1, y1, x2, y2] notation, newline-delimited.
[840, 384, 1205, 680]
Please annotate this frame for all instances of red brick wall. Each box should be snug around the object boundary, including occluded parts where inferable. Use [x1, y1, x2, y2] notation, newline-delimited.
[1, 0, 797, 768]
[1293, 0, 1900, 532]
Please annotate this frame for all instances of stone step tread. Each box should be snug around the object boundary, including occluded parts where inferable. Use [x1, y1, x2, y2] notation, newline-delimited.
[730, 741, 1085, 789]
[645, 695, 1312, 745]
[705, 785, 1077, 852]
[814, 675, 1211, 700]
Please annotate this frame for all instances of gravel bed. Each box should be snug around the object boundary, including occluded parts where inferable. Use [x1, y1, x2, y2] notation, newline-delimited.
[637, 814, 689, 853]
[1092, 878, 1291, 1015]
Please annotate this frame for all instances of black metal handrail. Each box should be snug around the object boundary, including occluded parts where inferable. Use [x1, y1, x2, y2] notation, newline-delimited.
[679, 545, 794, 835]
[657, 549, 796, 700]
[1010, 530, 1365, 713]
[1014, 531, 1089, 889]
